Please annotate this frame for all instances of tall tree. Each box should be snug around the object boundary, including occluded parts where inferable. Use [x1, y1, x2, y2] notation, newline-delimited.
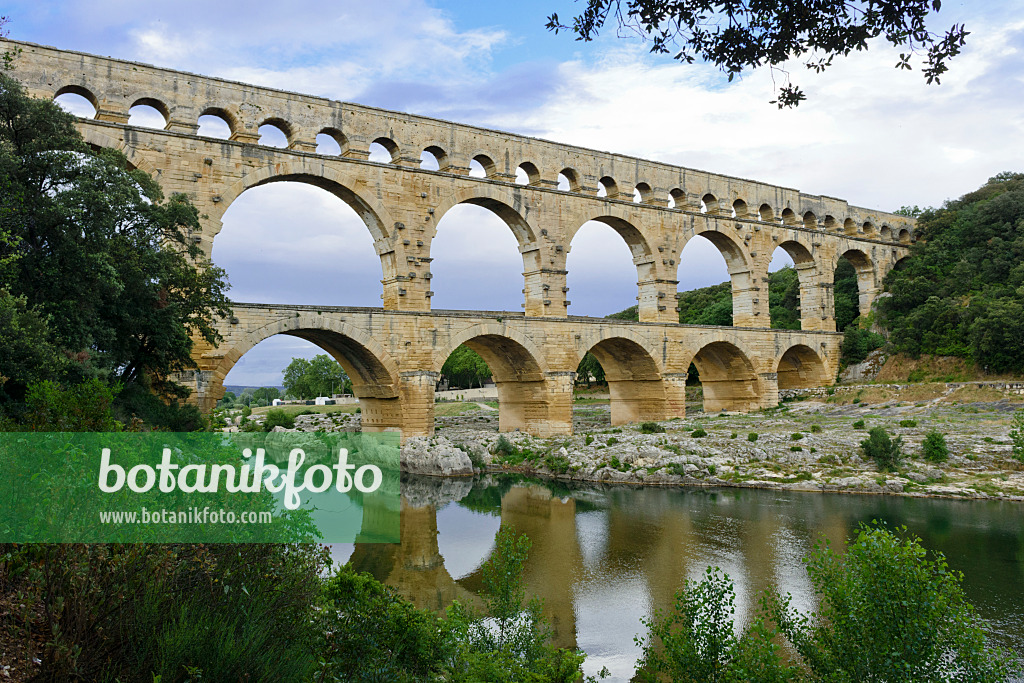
[440, 345, 492, 389]
[546, 0, 967, 107]
[0, 68, 231, 406]
[282, 355, 350, 399]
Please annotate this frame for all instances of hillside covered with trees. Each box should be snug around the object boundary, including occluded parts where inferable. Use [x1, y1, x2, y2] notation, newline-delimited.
[880, 172, 1024, 374]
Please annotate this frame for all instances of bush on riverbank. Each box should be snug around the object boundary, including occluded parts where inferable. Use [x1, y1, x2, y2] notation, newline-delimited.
[638, 524, 1017, 682]
[922, 430, 950, 463]
[861, 427, 903, 471]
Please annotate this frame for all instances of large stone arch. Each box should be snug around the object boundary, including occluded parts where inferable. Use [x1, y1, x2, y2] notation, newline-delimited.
[433, 323, 554, 433]
[770, 237, 828, 330]
[433, 323, 548, 379]
[214, 314, 400, 394]
[207, 314, 403, 430]
[775, 343, 830, 390]
[430, 185, 538, 246]
[565, 209, 667, 320]
[677, 226, 758, 326]
[214, 161, 395, 243]
[78, 127, 163, 178]
[686, 341, 762, 413]
[575, 332, 668, 425]
[429, 186, 545, 314]
[832, 247, 879, 319]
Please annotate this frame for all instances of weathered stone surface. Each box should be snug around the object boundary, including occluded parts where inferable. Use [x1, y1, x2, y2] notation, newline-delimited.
[401, 436, 474, 477]
[2, 40, 918, 439]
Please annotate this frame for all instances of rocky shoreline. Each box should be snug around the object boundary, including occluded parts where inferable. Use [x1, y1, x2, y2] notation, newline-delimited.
[244, 381, 1024, 501]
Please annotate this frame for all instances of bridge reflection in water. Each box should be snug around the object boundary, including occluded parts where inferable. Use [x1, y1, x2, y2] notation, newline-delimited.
[338, 476, 1024, 681]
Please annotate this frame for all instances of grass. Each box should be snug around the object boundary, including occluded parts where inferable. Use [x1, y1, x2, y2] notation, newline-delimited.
[433, 402, 483, 417]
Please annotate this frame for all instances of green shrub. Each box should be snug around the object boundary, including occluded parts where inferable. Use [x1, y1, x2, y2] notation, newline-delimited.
[320, 565, 450, 681]
[19, 379, 123, 432]
[7, 544, 328, 682]
[730, 432, 738, 439]
[771, 523, 1017, 682]
[691, 428, 708, 438]
[1010, 410, 1024, 462]
[791, 432, 803, 440]
[585, 435, 594, 446]
[790, 446, 803, 452]
[810, 424, 823, 433]
[640, 421, 666, 434]
[607, 437, 619, 446]
[899, 419, 918, 428]
[747, 433, 759, 442]
[707, 464, 717, 476]
[545, 454, 571, 474]
[636, 567, 796, 683]
[922, 430, 950, 463]
[263, 408, 295, 431]
[861, 427, 903, 471]
[493, 434, 515, 457]
[853, 419, 866, 429]
[667, 463, 688, 477]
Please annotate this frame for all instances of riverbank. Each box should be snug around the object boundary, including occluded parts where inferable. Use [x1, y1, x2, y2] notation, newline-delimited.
[244, 381, 1024, 500]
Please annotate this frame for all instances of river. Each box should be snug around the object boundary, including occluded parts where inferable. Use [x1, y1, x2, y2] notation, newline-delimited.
[332, 475, 1024, 681]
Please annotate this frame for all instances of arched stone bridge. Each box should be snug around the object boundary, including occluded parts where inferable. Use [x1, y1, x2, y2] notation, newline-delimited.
[3, 40, 913, 437]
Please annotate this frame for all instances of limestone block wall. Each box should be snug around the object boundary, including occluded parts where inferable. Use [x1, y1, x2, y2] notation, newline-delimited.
[178, 304, 843, 438]
[5, 39, 912, 330]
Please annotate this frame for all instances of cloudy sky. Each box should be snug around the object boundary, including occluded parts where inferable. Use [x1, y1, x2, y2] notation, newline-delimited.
[8, 0, 1024, 386]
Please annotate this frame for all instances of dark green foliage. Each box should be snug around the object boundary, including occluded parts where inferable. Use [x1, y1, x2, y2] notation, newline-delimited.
[790, 445, 803, 452]
[263, 408, 295, 431]
[493, 434, 516, 457]
[747, 432, 758, 442]
[768, 266, 801, 330]
[832, 258, 860, 332]
[791, 432, 803, 440]
[3, 543, 330, 682]
[1009, 410, 1024, 462]
[922, 430, 949, 463]
[861, 426, 903, 471]
[0, 70, 231, 419]
[0, 290, 65, 400]
[899, 419, 918, 428]
[545, 454, 571, 473]
[880, 173, 1024, 373]
[319, 565, 451, 682]
[841, 325, 885, 365]
[810, 424, 823, 433]
[282, 355, 349, 399]
[606, 437, 619, 446]
[635, 567, 796, 683]
[441, 344, 492, 389]
[852, 419, 866, 429]
[691, 428, 708, 438]
[771, 523, 1016, 682]
[675, 281, 733, 326]
[576, 351, 606, 386]
[114, 381, 206, 432]
[547, 1, 967, 108]
[640, 421, 666, 433]
[15, 379, 122, 432]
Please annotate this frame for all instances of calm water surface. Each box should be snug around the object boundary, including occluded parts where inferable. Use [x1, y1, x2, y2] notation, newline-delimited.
[333, 476, 1024, 681]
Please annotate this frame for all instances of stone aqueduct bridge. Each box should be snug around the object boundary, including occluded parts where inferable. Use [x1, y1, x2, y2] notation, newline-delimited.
[5, 40, 914, 438]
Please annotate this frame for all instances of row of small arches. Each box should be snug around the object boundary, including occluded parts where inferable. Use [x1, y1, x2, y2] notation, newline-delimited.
[53, 86, 913, 245]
